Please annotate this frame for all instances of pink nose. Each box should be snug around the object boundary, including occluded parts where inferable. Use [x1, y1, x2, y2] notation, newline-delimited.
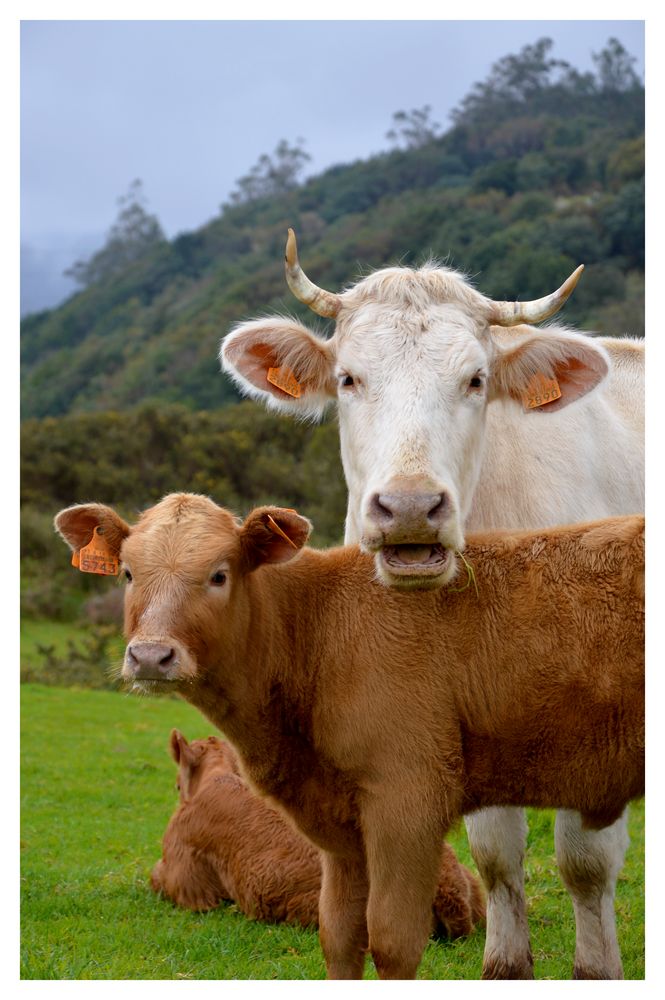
[368, 491, 449, 540]
[125, 641, 178, 680]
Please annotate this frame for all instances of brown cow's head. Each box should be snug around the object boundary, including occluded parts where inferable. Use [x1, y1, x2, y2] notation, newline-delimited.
[169, 730, 240, 802]
[54, 495, 311, 701]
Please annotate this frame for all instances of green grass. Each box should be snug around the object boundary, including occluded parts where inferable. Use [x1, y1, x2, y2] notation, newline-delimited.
[20, 618, 127, 670]
[20, 684, 644, 980]
[20, 618, 126, 688]
[20, 619, 91, 666]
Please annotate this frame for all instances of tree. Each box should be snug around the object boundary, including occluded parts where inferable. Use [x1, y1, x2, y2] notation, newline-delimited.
[65, 179, 165, 287]
[592, 37, 642, 93]
[227, 139, 311, 205]
[386, 105, 441, 149]
[451, 38, 571, 126]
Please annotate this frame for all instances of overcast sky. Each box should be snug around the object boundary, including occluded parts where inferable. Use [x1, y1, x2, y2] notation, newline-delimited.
[20, 18, 644, 313]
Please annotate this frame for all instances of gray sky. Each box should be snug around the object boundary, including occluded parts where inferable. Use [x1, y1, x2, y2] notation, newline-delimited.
[20, 18, 644, 313]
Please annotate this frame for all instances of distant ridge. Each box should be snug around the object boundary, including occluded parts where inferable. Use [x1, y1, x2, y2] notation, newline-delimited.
[21, 40, 643, 420]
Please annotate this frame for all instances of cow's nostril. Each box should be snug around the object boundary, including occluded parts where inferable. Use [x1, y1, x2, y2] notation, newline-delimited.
[370, 494, 395, 525]
[427, 493, 448, 525]
[159, 648, 176, 668]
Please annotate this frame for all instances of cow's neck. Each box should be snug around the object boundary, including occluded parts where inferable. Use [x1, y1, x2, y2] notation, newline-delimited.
[186, 550, 364, 850]
[186, 554, 328, 763]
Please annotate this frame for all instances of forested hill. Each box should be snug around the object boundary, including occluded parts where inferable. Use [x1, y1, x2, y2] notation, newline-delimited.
[21, 38, 644, 420]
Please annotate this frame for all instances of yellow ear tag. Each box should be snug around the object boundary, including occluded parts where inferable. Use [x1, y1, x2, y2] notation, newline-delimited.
[523, 373, 562, 410]
[76, 527, 119, 576]
[266, 514, 299, 549]
[267, 365, 302, 398]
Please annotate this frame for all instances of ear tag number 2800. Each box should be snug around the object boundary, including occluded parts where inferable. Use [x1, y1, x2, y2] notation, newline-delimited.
[267, 366, 302, 398]
[523, 374, 562, 410]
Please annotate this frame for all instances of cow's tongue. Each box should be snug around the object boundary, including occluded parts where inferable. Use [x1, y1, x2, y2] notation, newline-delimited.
[394, 545, 435, 564]
[384, 544, 448, 567]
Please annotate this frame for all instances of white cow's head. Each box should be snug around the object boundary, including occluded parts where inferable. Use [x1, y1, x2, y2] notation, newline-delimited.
[222, 230, 609, 590]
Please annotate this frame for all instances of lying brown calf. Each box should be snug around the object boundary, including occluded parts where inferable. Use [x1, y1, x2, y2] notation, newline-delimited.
[152, 729, 484, 936]
[55, 496, 644, 980]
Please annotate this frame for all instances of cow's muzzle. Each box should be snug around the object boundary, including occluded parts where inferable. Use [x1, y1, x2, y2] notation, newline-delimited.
[123, 640, 190, 683]
[362, 480, 464, 589]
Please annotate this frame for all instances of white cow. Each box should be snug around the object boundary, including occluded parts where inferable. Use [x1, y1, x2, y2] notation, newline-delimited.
[221, 230, 644, 979]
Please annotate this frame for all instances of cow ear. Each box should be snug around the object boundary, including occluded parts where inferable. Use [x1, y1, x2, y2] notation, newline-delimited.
[173, 737, 205, 802]
[240, 506, 312, 572]
[54, 503, 130, 555]
[172, 733, 204, 770]
[169, 729, 187, 765]
[490, 326, 609, 411]
[221, 318, 336, 419]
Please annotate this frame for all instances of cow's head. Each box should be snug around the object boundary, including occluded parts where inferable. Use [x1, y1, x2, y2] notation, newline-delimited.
[169, 730, 240, 802]
[54, 495, 311, 696]
[222, 230, 609, 590]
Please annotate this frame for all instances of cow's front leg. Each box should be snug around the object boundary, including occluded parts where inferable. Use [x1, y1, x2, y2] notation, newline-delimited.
[554, 808, 629, 979]
[465, 806, 534, 979]
[361, 796, 444, 980]
[318, 850, 369, 979]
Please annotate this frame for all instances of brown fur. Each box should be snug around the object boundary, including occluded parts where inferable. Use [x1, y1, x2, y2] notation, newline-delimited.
[151, 731, 485, 936]
[54, 497, 644, 979]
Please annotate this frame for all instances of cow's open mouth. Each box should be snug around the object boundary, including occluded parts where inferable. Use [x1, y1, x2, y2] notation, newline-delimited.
[380, 543, 452, 575]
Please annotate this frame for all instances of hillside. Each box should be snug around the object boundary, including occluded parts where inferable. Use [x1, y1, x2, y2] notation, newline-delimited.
[21, 37, 644, 421]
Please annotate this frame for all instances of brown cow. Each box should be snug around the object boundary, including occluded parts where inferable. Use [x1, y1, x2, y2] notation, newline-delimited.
[54, 495, 644, 980]
[151, 730, 485, 937]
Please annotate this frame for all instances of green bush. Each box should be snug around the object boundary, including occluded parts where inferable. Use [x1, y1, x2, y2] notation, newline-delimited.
[21, 624, 124, 690]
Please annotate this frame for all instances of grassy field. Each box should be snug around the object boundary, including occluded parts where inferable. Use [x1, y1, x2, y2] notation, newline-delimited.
[20, 619, 98, 665]
[20, 684, 645, 980]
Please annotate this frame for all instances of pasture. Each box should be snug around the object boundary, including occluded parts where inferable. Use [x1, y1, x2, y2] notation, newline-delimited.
[20, 683, 645, 980]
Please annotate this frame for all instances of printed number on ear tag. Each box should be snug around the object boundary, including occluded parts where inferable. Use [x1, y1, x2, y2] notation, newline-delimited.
[74, 526, 119, 576]
[523, 374, 562, 410]
[267, 366, 302, 398]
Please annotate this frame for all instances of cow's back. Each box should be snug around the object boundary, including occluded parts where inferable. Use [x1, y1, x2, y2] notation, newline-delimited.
[468, 336, 644, 532]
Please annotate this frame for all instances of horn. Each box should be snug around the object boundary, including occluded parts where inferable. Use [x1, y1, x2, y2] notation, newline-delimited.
[488, 265, 584, 326]
[284, 229, 341, 319]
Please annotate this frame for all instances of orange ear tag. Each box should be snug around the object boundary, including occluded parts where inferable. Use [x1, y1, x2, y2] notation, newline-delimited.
[266, 514, 299, 549]
[267, 366, 302, 398]
[75, 527, 119, 576]
[523, 373, 562, 410]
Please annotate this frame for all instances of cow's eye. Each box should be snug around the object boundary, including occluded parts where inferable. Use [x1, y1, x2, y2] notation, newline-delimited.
[210, 571, 227, 587]
[339, 373, 355, 389]
[468, 374, 484, 390]
[124, 569, 132, 583]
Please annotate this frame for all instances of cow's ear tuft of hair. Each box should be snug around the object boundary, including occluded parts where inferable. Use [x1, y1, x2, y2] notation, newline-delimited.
[239, 506, 312, 572]
[54, 503, 131, 556]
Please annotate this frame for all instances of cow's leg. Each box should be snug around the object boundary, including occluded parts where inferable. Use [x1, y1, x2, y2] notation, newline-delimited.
[362, 799, 443, 980]
[554, 808, 629, 980]
[465, 806, 533, 979]
[318, 850, 369, 979]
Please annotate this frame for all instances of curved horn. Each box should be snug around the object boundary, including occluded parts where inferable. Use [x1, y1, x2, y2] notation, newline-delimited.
[488, 265, 584, 326]
[284, 229, 341, 319]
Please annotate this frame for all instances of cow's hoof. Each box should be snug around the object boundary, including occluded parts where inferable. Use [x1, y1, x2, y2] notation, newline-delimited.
[573, 965, 623, 980]
[481, 953, 534, 980]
